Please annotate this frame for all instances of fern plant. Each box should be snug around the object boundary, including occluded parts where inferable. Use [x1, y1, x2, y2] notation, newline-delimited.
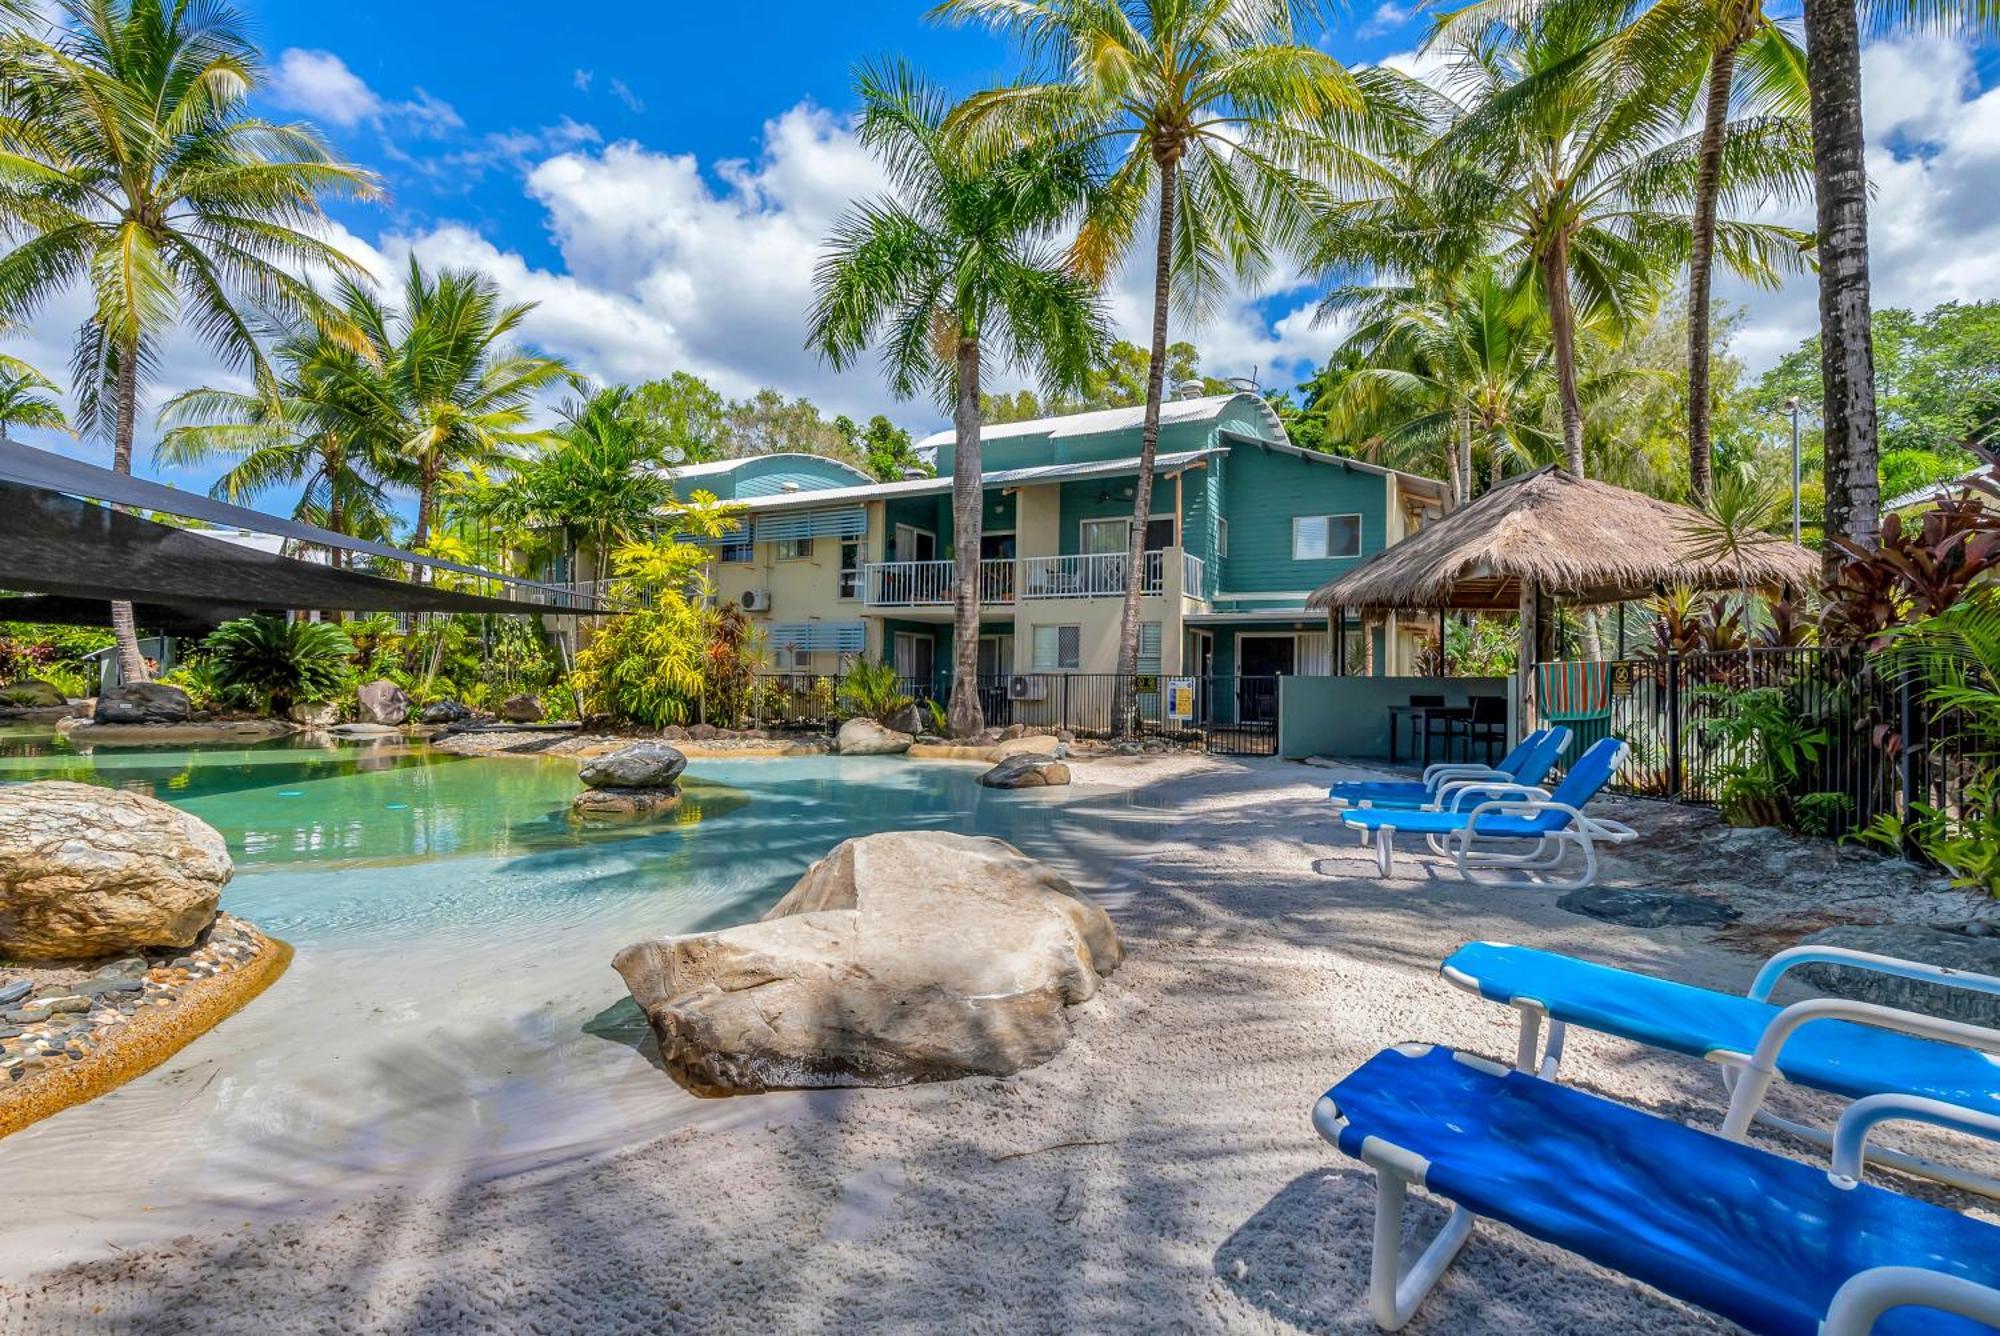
[203, 616, 355, 715]
[838, 657, 913, 723]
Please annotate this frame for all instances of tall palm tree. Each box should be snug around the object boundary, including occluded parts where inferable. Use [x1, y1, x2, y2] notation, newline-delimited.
[939, 0, 1387, 732]
[364, 260, 576, 576]
[156, 304, 398, 569]
[0, 0, 377, 680]
[1319, 264, 1563, 502]
[1403, 0, 1814, 478]
[809, 59, 1104, 738]
[1801, 0, 1998, 571]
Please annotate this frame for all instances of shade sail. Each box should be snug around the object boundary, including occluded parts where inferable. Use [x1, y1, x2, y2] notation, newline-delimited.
[1307, 466, 1819, 613]
[0, 436, 568, 595]
[0, 594, 247, 634]
[0, 482, 587, 618]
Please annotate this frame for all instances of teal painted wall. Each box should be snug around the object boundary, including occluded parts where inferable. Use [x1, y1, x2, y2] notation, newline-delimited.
[693, 454, 870, 500]
[1055, 476, 1179, 553]
[1219, 445, 1389, 597]
[883, 489, 1018, 558]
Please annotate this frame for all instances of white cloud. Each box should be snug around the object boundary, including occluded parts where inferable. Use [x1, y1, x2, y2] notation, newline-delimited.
[270, 49, 380, 127]
[572, 69, 593, 93]
[609, 79, 644, 114]
[1357, 3, 1410, 38]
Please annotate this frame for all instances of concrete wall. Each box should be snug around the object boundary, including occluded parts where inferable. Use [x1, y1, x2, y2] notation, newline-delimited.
[1277, 675, 1512, 762]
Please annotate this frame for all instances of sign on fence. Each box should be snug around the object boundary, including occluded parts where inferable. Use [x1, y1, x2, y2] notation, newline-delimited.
[1166, 676, 1196, 723]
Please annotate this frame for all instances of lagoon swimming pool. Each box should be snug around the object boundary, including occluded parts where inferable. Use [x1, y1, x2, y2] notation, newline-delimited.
[0, 729, 1172, 1272]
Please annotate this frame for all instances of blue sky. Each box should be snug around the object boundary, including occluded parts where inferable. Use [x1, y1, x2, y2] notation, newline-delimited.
[12, 1, 2000, 508]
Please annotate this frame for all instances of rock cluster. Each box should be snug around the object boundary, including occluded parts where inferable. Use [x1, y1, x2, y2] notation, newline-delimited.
[0, 782, 230, 960]
[0, 914, 268, 1086]
[355, 680, 410, 726]
[834, 717, 913, 755]
[978, 754, 1071, 788]
[573, 742, 688, 820]
[92, 682, 191, 725]
[614, 831, 1122, 1095]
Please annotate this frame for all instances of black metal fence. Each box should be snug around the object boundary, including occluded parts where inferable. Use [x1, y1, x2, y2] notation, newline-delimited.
[1538, 648, 1983, 843]
[747, 671, 1282, 756]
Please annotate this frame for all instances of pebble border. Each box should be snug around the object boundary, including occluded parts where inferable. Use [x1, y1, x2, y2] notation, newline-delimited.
[0, 914, 291, 1140]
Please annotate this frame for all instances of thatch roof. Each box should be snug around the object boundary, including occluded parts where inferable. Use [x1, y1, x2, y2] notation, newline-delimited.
[1307, 466, 1819, 613]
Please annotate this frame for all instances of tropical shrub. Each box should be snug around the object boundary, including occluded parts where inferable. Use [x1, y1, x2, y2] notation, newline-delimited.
[156, 655, 232, 712]
[202, 616, 356, 715]
[1693, 685, 1828, 829]
[838, 657, 913, 723]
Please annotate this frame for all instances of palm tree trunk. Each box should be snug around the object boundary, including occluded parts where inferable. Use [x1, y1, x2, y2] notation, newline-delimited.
[412, 459, 436, 584]
[1536, 236, 1584, 480]
[1541, 233, 1586, 475]
[109, 334, 149, 684]
[1111, 153, 1179, 738]
[1803, 0, 1880, 575]
[947, 333, 985, 739]
[1687, 39, 1743, 505]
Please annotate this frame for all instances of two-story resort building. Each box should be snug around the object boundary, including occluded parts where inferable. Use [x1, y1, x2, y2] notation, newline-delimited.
[670, 393, 1448, 717]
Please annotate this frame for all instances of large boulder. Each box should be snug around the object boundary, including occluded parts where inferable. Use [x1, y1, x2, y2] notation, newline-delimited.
[0, 781, 230, 960]
[572, 787, 684, 822]
[579, 742, 687, 790]
[613, 831, 1123, 1095]
[883, 702, 925, 736]
[1792, 923, 2000, 1028]
[499, 693, 544, 723]
[419, 699, 472, 725]
[92, 681, 191, 725]
[288, 700, 339, 727]
[978, 754, 1071, 789]
[1, 679, 66, 708]
[835, 717, 913, 756]
[355, 679, 411, 726]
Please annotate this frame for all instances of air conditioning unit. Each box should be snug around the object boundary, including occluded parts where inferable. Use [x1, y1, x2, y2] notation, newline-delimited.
[1008, 674, 1048, 702]
[740, 589, 772, 612]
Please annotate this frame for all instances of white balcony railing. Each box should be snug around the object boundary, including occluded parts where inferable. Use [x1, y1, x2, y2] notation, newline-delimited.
[1020, 550, 1163, 599]
[1181, 550, 1206, 600]
[863, 558, 1016, 607]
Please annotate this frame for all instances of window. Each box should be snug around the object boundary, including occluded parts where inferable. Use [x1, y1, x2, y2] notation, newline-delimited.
[1080, 517, 1128, 556]
[776, 535, 813, 561]
[1032, 624, 1081, 670]
[1293, 514, 1362, 560]
[772, 646, 816, 674]
[1217, 519, 1229, 558]
[1144, 517, 1175, 551]
[1138, 622, 1162, 675]
[837, 539, 861, 599]
[720, 535, 754, 563]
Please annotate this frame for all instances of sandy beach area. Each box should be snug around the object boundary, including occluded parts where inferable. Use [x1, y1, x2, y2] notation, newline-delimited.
[1, 751, 1991, 1333]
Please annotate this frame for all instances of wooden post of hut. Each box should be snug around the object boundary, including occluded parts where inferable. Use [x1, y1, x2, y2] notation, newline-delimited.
[1516, 581, 1538, 735]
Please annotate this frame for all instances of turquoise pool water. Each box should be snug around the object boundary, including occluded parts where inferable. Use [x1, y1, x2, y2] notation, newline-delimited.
[0, 727, 1171, 1269]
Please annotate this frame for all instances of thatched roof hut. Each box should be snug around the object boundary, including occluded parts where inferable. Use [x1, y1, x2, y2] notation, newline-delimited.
[1307, 466, 1817, 614]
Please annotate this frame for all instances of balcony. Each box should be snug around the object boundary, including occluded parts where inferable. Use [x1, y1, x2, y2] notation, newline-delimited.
[863, 558, 1015, 608]
[862, 549, 1207, 608]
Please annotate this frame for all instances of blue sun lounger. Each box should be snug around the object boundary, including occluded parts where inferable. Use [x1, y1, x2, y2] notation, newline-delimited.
[1339, 737, 1636, 890]
[1314, 1044, 2000, 1332]
[1441, 939, 2000, 1196]
[1327, 726, 1571, 812]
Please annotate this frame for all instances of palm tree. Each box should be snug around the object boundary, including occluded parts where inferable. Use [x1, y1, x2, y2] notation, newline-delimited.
[156, 305, 397, 569]
[0, 362, 71, 435]
[1403, 0, 1814, 478]
[939, 0, 1386, 732]
[1319, 264, 1563, 502]
[0, 0, 377, 680]
[365, 260, 576, 575]
[809, 59, 1104, 738]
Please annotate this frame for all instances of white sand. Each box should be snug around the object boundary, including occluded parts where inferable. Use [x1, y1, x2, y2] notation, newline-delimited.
[0, 755, 1990, 1333]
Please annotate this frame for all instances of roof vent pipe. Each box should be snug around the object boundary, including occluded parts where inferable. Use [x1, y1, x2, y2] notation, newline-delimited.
[1172, 380, 1206, 401]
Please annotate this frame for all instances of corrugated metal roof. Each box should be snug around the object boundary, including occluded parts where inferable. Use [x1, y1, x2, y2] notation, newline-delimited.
[718, 449, 1225, 514]
[913, 393, 1279, 451]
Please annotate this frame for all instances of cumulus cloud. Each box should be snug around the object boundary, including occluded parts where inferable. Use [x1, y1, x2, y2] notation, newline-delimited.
[270, 49, 380, 127]
[1357, 3, 1411, 38]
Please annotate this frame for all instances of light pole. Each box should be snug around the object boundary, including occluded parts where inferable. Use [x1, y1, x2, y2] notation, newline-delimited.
[1781, 395, 1802, 543]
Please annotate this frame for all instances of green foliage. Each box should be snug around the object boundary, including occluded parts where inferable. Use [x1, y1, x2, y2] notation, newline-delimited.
[1444, 618, 1517, 678]
[629, 372, 734, 464]
[156, 655, 231, 712]
[1856, 784, 2000, 898]
[1693, 685, 1828, 830]
[836, 414, 931, 482]
[1792, 791, 1852, 839]
[570, 494, 757, 728]
[980, 341, 1230, 422]
[0, 362, 69, 434]
[202, 616, 355, 714]
[924, 697, 949, 734]
[837, 657, 913, 723]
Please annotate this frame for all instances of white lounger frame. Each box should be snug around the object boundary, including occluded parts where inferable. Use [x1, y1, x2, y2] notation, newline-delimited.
[1356, 796, 1638, 891]
[1481, 945, 2000, 1198]
[1313, 1045, 2000, 1332]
